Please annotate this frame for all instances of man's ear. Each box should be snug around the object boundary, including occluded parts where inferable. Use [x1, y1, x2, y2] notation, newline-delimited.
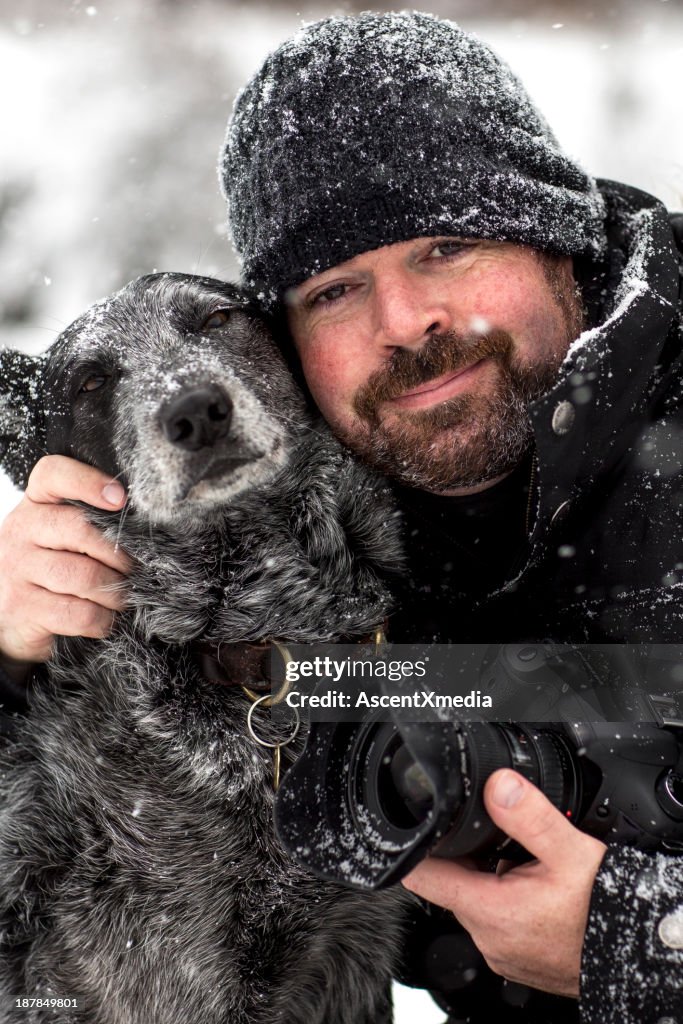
[0, 347, 46, 489]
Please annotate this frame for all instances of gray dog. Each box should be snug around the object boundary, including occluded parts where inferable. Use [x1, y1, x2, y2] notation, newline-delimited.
[0, 274, 409, 1024]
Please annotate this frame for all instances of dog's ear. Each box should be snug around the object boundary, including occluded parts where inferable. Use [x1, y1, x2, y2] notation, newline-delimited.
[0, 347, 46, 489]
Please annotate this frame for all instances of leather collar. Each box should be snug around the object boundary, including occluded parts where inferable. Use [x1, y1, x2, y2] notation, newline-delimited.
[193, 623, 387, 693]
[193, 640, 281, 693]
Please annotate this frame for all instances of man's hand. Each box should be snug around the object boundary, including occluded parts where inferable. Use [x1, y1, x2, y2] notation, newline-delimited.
[402, 768, 607, 999]
[0, 455, 132, 668]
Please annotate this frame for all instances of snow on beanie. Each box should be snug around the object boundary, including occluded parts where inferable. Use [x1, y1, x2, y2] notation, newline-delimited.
[220, 11, 607, 306]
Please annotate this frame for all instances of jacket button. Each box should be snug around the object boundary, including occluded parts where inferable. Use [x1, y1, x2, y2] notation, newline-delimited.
[658, 908, 683, 949]
[551, 500, 571, 525]
[551, 400, 575, 435]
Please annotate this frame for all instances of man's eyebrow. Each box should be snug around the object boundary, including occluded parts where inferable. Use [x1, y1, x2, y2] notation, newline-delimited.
[292, 235, 480, 303]
[305, 262, 359, 286]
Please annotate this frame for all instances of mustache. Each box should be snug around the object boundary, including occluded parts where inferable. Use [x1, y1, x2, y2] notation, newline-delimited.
[353, 328, 514, 422]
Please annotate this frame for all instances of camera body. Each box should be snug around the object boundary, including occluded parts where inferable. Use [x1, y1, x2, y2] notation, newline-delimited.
[274, 644, 683, 889]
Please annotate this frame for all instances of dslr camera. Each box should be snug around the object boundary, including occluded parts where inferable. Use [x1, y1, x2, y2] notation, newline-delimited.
[274, 643, 683, 888]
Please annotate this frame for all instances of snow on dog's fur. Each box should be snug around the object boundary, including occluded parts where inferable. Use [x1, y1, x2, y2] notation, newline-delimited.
[0, 273, 407, 1024]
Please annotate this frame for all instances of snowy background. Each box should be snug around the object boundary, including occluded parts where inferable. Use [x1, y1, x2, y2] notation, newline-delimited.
[1, 1, 682, 1017]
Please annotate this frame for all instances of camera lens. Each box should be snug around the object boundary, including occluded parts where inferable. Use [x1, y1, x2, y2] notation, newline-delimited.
[347, 719, 581, 861]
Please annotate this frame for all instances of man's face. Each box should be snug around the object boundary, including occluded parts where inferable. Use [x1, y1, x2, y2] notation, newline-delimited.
[286, 237, 585, 493]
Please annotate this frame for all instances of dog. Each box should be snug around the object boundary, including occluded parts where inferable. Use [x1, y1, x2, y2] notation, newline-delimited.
[0, 273, 409, 1024]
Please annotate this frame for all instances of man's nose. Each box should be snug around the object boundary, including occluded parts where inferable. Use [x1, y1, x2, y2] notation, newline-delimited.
[372, 272, 455, 351]
[160, 387, 233, 451]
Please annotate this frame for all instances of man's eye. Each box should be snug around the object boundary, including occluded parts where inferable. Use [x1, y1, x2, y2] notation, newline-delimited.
[79, 375, 108, 394]
[428, 240, 469, 260]
[310, 284, 349, 308]
[201, 310, 232, 330]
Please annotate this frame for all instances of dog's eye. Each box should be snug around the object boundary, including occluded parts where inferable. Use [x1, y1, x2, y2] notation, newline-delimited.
[201, 310, 232, 331]
[79, 375, 107, 394]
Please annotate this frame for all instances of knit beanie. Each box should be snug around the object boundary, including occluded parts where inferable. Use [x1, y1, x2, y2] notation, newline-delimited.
[220, 11, 606, 306]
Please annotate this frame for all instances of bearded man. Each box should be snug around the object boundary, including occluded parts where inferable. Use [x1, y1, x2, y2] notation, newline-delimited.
[1, 12, 682, 1024]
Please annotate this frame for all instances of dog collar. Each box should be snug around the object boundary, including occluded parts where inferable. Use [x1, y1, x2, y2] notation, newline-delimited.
[192, 624, 387, 695]
[192, 627, 386, 790]
[193, 639, 284, 695]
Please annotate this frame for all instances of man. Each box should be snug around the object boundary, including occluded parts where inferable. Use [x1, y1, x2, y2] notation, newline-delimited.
[1, 11, 682, 1023]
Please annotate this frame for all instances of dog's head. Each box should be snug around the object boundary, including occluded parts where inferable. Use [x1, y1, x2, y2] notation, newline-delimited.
[0, 274, 306, 526]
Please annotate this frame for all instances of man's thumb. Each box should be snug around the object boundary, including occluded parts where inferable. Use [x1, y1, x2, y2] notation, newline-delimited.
[484, 769, 580, 869]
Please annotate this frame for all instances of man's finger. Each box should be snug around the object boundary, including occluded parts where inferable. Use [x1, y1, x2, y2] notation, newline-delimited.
[22, 503, 133, 575]
[484, 769, 582, 870]
[26, 586, 116, 641]
[402, 855, 497, 921]
[23, 550, 128, 611]
[26, 455, 127, 510]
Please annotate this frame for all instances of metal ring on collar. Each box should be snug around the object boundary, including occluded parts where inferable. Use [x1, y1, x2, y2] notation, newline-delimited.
[247, 695, 300, 750]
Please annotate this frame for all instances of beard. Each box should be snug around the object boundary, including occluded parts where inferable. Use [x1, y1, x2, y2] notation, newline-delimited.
[339, 261, 585, 492]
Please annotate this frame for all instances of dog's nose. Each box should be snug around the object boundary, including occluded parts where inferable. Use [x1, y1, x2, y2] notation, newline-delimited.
[161, 387, 233, 451]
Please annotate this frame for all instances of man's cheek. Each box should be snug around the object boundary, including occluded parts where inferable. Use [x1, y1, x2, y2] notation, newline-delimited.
[311, 366, 356, 412]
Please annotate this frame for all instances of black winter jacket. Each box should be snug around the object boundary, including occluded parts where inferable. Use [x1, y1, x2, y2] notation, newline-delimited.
[495, 182, 683, 647]
[393, 180, 683, 1023]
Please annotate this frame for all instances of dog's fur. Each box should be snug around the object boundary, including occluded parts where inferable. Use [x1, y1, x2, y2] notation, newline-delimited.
[0, 274, 409, 1024]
